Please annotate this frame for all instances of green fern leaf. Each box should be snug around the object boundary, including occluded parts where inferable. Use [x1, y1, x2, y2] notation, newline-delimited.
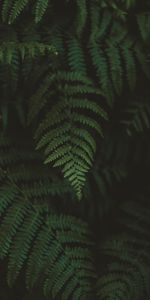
[29, 72, 107, 199]
[121, 39, 136, 91]
[97, 10, 112, 40]
[9, 0, 29, 24]
[7, 208, 42, 286]
[0, 184, 18, 217]
[89, 42, 114, 105]
[0, 200, 30, 258]
[137, 13, 150, 43]
[89, 3, 100, 42]
[26, 215, 95, 298]
[35, 0, 49, 23]
[134, 43, 150, 80]
[120, 102, 150, 135]
[2, 0, 14, 22]
[67, 37, 86, 75]
[106, 44, 123, 95]
[76, 0, 87, 36]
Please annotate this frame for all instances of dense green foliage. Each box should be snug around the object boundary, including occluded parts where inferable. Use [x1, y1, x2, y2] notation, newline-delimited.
[0, 0, 150, 299]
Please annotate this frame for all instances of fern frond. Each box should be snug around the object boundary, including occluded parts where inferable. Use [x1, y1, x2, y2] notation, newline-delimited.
[89, 3, 100, 42]
[134, 42, 150, 80]
[121, 38, 136, 91]
[0, 152, 96, 298]
[27, 74, 55, 123]
[0, 188, 96, 298]
[98, 238, 149, 300]
[0, 42, 55, 64]
[106, 44, 122, 95]
[8, 0, 29, 24]
[137, 12, 150, 43]
[33, 215, 95, 299]
[1, 0, 14, 22]
[47, 26, 65, 55]
[97, 198, 150, 300]
[54, 71, 93, 85]
[29, 72, 107, 199]
[35, 0, 49, 23]
[89, 42, 114, 104]
[75, 0, 87, 36]
[97, 10, 112, 40]
[67, 37, 86, 75]
[7, 207, 43, 285]
[89, 6, 112, 42]
[0, 184, 18, 217]
[120, 102, 150, 135]
[69, 98, 108, 119]
[97, 261, 147, 300]
[0, 199, 30, 258]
